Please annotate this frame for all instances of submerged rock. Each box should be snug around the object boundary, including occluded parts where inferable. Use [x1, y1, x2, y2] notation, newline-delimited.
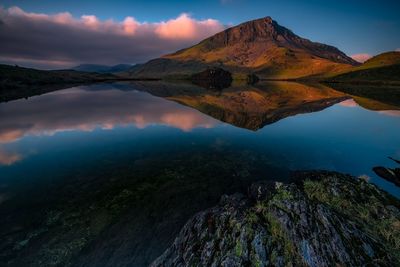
[373, 157, 400, 187]
[151, 171, 400, 267]
[246, 73, 260, 85]
[373, 167, 400, 187]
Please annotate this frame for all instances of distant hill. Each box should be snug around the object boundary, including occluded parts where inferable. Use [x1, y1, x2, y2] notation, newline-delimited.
[327, 51, 400, 85]
[0, 64, 116, 102]
[72, 64, 133, 73]
[359, 51, 400, 70]
[0, 64, 116, 86]
[127, 17, 358, 79]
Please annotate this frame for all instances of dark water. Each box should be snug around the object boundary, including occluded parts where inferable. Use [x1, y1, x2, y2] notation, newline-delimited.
[0, 81, 399, 266]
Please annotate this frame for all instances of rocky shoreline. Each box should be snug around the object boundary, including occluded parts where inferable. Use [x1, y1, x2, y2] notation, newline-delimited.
[151, 171, 400, 267]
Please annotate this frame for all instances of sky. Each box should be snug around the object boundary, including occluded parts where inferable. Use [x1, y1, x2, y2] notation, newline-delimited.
[0, 0, 399, 69]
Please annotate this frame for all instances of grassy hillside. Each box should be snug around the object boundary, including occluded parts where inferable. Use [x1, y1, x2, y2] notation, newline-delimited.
[359, 51, 400, 69]
[327, 52, 400, 85]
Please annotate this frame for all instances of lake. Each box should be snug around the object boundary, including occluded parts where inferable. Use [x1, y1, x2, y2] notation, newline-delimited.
[0, 81, 399, 266]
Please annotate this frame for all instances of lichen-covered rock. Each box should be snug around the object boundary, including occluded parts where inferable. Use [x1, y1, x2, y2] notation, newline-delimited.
[151, 171, 400, 267]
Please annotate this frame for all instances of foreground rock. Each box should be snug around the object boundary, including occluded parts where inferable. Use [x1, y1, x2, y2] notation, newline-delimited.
[152, 171, 400, 267]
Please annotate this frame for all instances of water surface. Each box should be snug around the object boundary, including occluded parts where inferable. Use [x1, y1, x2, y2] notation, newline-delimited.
[0, 81, 399, 266]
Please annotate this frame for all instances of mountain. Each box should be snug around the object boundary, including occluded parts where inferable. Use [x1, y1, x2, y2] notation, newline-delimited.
[72, 64, 133, 73]
[127, 17, 358, 79]
[327, 51, 400, 85]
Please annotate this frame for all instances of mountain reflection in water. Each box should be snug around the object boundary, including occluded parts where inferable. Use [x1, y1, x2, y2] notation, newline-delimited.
[0, 81, 400, 266]
[133, 81, 350, 130]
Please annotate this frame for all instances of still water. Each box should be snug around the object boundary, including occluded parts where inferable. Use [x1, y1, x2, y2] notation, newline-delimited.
[0, 82, 399, 266]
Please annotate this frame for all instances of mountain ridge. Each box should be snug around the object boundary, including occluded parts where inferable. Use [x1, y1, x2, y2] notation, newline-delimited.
[72, 64, 133, 73]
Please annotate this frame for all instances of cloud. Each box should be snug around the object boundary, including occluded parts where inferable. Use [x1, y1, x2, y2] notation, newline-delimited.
[0, 7, 225, 69]
[0, 148, 22, 166]
[339, 99, 359, 107]
[351, 53, 372, 63]
[396, 48, 400, 52]
[0, 129, 26, 144]
[155, 13, 222, 39]
[378, 110, 400, 117]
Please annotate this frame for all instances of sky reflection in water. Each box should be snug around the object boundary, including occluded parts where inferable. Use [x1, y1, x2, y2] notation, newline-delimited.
[0, 82, 399, 197]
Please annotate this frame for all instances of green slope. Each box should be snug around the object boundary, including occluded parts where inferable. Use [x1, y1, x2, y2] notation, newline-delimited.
[327, 51, 400, 85]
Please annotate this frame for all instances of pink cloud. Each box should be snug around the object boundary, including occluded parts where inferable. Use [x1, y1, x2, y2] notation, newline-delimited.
[0, 148, 22, 166]
[155, 13, 224, 39]
[396, 48, 400, 52]
[351, 53, 373, 63]
[0, 6, 225, 68]
[123, 17, 140, 35]
[0, 129, 26, 144]
[0, 84, 220, 144]
[339, 99, 359, 107]
[378, 110, 400, 117]
[81, 15, 100, 29]
[161, 112, 215, 131]
[3, 6, 223, 37]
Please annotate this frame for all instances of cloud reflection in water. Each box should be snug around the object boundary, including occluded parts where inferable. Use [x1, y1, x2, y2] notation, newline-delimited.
[0, 84, 220, 145]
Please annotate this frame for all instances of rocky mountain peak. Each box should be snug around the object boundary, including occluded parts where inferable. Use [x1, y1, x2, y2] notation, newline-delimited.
[204, 16, 287, 46]
[133, 16, 358, 79]
[181, 16, 357, 66]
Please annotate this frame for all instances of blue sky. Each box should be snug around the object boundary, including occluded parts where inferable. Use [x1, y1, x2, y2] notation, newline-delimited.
[0, 0, 399, 68]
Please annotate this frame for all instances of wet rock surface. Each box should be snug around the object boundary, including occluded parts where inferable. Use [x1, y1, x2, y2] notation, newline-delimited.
[152, 171, 400, 267]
